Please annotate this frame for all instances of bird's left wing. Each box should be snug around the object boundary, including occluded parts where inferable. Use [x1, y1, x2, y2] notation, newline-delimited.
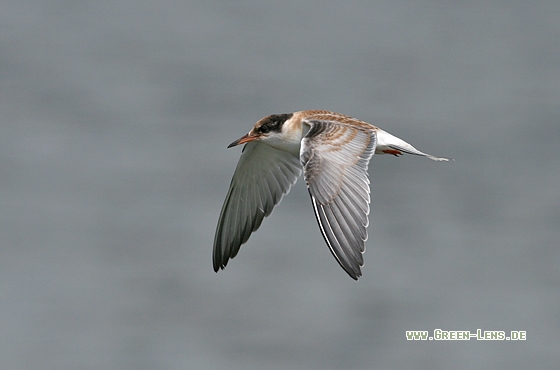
[213, 141, 302, 272]
[301, 119, 377, 280]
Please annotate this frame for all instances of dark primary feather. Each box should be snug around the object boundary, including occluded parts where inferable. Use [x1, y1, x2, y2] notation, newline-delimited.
[213, 142, 301, 272]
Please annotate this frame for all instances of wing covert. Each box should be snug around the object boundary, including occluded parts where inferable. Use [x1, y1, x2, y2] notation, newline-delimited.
[301, 120, 377, 280]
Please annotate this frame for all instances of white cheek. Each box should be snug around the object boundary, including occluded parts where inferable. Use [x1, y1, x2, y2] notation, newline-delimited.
[264, 133, 302, 155]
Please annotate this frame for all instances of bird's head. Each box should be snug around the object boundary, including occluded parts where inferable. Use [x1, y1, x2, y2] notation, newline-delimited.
[228, 113, 294, 148]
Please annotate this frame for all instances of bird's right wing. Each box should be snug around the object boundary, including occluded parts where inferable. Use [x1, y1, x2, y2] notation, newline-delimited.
[300, 120, 377, 280]
[213, 141, 302, 272]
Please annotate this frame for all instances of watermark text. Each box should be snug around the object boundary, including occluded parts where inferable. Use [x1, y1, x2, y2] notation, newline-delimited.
[406, 329, 526, 341]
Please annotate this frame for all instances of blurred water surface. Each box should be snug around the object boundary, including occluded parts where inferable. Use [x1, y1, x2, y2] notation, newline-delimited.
[1, 1, 559, 369]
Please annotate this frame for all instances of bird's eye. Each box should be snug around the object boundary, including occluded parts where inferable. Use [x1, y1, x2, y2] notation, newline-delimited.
[259, 125, 270, 133]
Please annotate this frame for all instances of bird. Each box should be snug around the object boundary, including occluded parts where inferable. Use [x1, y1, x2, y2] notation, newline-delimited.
[213, 110, 449, 280]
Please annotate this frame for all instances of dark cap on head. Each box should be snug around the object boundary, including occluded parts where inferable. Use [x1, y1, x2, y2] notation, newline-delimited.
[256, 113, 293, 134]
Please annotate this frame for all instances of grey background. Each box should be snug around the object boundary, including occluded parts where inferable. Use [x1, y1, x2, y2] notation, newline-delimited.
[1, 1, 559, 369]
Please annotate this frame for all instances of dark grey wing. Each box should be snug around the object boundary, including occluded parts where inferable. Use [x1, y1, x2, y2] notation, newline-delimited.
[301, 120, 377, 280]
[213, 141, 302, 272]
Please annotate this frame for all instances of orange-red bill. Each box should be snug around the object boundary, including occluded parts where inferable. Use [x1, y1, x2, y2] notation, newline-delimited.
[227, 133, 258, 148]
